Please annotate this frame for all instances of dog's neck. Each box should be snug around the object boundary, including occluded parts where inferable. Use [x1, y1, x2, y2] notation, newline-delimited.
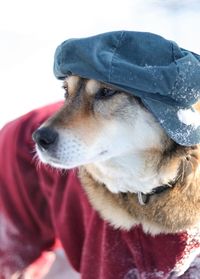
[85, 145, 180, 195]
[79, 145, 200, 233]
[79, 146, 200, 235]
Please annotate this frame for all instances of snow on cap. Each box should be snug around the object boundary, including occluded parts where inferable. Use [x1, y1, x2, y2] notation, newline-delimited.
[53, 31, 200, 146]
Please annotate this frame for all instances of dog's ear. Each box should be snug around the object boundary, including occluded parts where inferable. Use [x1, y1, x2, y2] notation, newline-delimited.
[176, 100, 200, 191]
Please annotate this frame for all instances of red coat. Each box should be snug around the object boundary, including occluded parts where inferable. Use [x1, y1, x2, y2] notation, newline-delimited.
[0, 102, 200, 279]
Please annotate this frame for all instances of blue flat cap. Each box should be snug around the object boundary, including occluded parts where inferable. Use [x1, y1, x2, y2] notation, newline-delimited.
[53, 31, 200, 146]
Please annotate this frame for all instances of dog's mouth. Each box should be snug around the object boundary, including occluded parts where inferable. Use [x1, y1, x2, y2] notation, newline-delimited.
[33, 127, 110, 169]
[35, 146, 109, 169]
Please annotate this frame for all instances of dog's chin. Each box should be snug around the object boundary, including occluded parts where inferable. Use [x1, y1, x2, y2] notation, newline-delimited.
[36, 151, 77, 170]
[37, 154, 78, 170]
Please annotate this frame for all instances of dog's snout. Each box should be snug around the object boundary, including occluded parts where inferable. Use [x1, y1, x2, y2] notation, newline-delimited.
[32, 127, 58, 150]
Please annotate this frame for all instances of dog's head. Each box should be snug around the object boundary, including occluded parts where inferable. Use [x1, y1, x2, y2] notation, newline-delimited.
[33, 76, 169, 169]
[33, 75, 186, 194]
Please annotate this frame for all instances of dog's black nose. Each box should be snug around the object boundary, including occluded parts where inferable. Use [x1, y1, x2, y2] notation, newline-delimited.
[32, 127, 58, 150]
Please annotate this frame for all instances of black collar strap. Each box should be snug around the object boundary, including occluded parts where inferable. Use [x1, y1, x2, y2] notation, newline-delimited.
[137, 184, 172, 205]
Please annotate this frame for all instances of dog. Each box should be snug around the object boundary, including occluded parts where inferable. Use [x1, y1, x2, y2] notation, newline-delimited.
[33, 75, 200, 235]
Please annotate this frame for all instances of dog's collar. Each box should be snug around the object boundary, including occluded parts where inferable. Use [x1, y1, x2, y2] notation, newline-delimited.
[137, 167, 184, 205]
[137, 184, 173, 205]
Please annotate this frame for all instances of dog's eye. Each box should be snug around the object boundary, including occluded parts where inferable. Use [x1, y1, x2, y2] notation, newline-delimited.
[96, 88, 119, 99]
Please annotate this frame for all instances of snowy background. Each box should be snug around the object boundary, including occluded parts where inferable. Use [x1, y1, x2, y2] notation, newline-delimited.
[0, 0, 200, 128]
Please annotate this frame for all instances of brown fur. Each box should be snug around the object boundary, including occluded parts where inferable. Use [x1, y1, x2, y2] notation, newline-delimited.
[79, 144, 200, 234]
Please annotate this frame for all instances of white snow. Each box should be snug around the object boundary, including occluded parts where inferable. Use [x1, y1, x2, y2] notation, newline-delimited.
[172, 227, 200, 277]
[177, 108, 200, 128]
[0, 0, 200, 128]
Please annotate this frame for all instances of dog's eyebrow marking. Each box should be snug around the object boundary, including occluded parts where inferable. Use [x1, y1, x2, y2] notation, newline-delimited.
[65, 76, 81, 95]
[85, 80, 101, 96]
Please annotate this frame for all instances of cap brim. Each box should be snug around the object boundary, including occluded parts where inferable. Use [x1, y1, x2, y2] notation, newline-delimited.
[142, 98, 200, 146]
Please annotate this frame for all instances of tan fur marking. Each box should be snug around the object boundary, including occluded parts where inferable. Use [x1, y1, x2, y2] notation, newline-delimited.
[65, 76, 81, 97]
[85, 80, 101, 97]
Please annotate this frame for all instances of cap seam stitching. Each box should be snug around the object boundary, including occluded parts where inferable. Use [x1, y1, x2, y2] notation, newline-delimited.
[109, 31, 125, 83]
[171, 41, 181, 101]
